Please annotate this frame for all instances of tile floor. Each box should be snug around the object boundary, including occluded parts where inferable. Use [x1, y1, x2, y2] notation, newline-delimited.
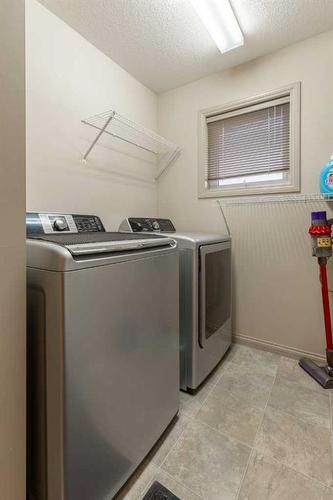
[115, 344, 333, 500]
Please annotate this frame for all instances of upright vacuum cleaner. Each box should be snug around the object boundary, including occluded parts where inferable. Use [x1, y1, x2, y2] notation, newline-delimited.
[299, 211, 333, 388]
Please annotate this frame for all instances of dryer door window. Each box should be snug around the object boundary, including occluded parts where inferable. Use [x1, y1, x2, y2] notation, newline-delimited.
[199, 242, 231, 346]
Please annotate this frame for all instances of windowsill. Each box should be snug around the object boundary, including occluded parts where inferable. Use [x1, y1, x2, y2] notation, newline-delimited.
[198, 183, 300, 199]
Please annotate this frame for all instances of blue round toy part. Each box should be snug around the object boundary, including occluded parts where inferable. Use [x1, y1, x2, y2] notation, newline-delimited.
[312, 211, 327, 223]
[320, 155, 333, 195]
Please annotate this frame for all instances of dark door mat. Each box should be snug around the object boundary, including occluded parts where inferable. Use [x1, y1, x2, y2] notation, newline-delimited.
[142, 481, 181, 500]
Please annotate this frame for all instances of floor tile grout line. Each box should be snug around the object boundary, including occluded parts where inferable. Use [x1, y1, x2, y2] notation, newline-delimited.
[234, 358, 279, 500]
[158, 469, 204, 499]
[262, 403, 331, 432]
[114, 460, 159, 500]
[135, 463, 160, 499]
[157, 413, 253, 500]
[127, 413, 193, 498]
[174, 353, 333, 498]
[155, 415, 191, 471]
[156, 362, 253, 500]
[234, 447, 256, 500]
[140, 477, 156, 499]
[275, 373, 331, 398]
[179, 361, 276, 448]
[278, 356, 332, 397]
[174, 350, 284, 498]
[246, 363, 279, 449]
[168, 351, 331, 495]
[180, 359, 232, 420]
[271, 356, 332, 430]
[162, 351, 281, 500]
[196, 381, 272, 417]
[252, 363, 333, 491]
[161, 397, 333, 498]
[193, 352, 280, 421]
[120, 348, 333, 499]
[157, 434, 205, 500]
[129, 447, 204, 500]
[252, 447, 333, 492]
[273, 372, 331, 407]
[134, 348, 330, 499]
[195, 364, 227, 407]
[161, 350, 332, 498]
[225, 342, 283, 366]
[191, 415, 253, 450]
[221, 359, 279, 379]
[251, 360, 332, 447]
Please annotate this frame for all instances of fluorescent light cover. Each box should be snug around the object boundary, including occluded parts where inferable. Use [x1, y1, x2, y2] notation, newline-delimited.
[191, 0, 244, 54]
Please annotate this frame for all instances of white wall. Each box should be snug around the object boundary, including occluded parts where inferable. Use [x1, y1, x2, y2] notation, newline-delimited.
[157, 30, 333, 358]
[0, 1, 26, 498]
[26, 0, 158, 230]
[26, 2, 333, 358]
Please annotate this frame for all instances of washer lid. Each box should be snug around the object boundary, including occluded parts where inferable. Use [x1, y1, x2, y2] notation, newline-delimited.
[157, 232, 231, 249]
[27, 232, 174, 256]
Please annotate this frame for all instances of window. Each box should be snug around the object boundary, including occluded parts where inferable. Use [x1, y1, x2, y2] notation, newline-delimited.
[198, 83, 300, 198]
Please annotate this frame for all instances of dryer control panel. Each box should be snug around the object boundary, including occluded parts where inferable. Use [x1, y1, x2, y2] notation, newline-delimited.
[122, 217, 176, 233]
[26, 212, 105, 235]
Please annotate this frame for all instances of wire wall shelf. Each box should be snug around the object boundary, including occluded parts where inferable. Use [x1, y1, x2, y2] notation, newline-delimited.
[218, 193, 333, 207]
[81, 110, 181, 180]
[216, 194, 333, 237]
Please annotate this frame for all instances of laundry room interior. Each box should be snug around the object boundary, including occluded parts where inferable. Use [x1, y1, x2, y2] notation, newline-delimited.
[2, 1, 333, 499]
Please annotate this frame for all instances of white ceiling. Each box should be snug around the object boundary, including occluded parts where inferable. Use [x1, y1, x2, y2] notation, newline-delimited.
[38, 0, 333, 93]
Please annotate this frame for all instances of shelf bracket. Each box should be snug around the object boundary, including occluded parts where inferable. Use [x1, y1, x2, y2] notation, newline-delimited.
[82, 111, 115, 162]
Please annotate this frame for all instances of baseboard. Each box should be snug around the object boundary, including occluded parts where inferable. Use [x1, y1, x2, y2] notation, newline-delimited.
[233, 332, 326, 363]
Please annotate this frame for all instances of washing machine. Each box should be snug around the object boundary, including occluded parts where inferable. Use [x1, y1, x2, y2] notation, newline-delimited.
[119, 217, 232, 391]
[26, 212, 179, 500]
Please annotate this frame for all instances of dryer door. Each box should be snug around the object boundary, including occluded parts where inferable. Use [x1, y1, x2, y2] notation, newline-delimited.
[199, 241, 231, 348]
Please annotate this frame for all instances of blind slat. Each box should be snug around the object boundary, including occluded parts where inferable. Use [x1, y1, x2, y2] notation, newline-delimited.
[206, 102, 290, 181]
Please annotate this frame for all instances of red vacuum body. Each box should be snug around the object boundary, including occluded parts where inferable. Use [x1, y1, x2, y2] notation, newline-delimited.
[299, 211, 333, 388]
[319, 264, 333, 351]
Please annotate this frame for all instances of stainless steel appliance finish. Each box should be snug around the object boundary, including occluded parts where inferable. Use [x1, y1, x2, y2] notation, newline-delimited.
[27, 213, 179, 500]
[119, 218, 232, 391]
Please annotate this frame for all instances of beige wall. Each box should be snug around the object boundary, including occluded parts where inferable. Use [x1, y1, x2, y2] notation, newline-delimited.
[25, 1, 333, 358]
[26, 0, 158, 231]
[157, 30, 333, 359]
[0, 1, 26, 499]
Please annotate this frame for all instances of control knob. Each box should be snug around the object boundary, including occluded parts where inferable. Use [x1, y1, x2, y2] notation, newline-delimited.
[131, 221, 143, 232]
[53, 218, 68, 231]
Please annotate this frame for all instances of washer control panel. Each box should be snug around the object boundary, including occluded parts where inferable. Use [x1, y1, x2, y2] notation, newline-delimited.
[125, 218, 176, 233]
[26, 213, 105, 235]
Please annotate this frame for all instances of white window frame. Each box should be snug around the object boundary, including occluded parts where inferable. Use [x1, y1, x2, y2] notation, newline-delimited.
[198, 82, 301, 198]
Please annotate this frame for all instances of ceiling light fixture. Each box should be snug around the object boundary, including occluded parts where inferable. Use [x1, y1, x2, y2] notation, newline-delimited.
[191, 0, 244, 54]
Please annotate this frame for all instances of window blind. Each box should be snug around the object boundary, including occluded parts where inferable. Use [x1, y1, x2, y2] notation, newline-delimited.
[206, 101, 290, 181]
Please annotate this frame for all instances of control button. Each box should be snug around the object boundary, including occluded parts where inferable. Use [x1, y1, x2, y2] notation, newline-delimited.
[152, 220, 160, 230]
[53, 218, 68, 231]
